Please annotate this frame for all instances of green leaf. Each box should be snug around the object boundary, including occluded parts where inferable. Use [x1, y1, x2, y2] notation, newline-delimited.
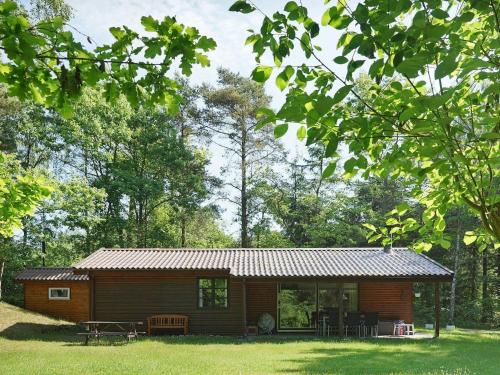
[435, 54, 459, 79]
[362, 223, 377, 232]
[386, 217, 399, 225]
[412, 11, 426, 28]
[463, 231, 477, 245]
[141, 16, 158, 32]
[334, 56, 348, 64]
[395, 55, 427, 77]
[482, 82, 500, 97]
[196, 36, 217, 51]
[414, 242, 432, 252]
[284, 1, 298, 12]
[275, 65, 294, 91]
[399, 107, 417, 122]
[431, 9, 449, 19]
[300, 32, 312, 57]
[332, 85, 353, 104]
[274, 124, 289, 138]
[395, 202, 410, 215]
[251, 65, 273, 83]
[229, 1, 255, 13]
[368, 58, 384, 78]
[322, 162, 336, 178]
[297, 125, 306, 141]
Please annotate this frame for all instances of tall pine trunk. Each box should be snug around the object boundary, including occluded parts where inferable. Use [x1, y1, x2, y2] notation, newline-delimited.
[181, 216, 187, 248]
[240, 124, 249, 248]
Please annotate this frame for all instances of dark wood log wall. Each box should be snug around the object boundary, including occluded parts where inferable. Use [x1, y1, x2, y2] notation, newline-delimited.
[359, 281, 413, 322]
[22, 281, 89, 322]
[92, 271, 244, 335]
[245, 281, 277, 326]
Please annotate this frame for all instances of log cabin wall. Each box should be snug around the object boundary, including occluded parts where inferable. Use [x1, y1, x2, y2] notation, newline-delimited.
[359, 281, 413, 322]
[22, 280, 89, 322]
[245, 281, 277, 326]
[92, 271, 244, 335]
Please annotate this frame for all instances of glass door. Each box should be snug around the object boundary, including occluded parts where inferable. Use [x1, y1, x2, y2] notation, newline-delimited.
[277, 282, 359, 332]
[278, 282, 317, 330]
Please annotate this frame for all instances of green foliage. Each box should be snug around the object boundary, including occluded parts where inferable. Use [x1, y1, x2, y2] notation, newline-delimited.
[230, 0, 500, 249]
[0, 152, 52, 238]
[0, 1, 216, 116]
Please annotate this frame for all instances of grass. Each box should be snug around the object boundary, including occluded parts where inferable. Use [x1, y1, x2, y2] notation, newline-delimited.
[0, 302, 498, 375]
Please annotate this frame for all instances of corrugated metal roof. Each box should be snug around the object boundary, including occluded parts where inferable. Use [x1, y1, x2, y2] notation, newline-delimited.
[15, 268, 89, 281]
[73, 248, 453, 279]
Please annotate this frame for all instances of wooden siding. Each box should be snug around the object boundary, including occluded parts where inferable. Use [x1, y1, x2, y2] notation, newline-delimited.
[359, 281, 413, 322]
[22, 281, 89, 322]
[93, 271, 244, 335]
[246, 281, 277, 326]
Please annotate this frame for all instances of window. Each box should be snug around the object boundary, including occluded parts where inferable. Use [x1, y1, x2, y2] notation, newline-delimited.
[277, 282, 359, 331]
[198, 278, 228, 308]
[48, 288, 70, 300]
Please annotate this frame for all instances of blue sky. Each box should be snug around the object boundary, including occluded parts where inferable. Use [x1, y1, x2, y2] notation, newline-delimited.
[62, 0, 348, 236]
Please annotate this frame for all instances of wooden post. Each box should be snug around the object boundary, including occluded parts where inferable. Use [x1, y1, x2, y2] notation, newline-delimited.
[338, 283, 344, 337]
[242, 278, 247, 336]
[434, 282, 440, 338]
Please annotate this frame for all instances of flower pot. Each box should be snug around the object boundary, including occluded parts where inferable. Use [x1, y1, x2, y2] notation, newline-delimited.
[425, 323, 434, 329]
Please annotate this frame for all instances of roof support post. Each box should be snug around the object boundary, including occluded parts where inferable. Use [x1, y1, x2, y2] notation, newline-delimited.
[338, 283, 344, 338]
[242, 277, 247, 337]
[434, 282, 440, 338]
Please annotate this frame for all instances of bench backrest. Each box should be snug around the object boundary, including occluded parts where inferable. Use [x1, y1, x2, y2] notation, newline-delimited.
[148, 314, 188, 327]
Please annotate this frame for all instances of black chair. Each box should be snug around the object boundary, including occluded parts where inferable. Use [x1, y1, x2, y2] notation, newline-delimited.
[326, 308, 339, 336]
[345, 312, 362, 337]
[363, 312, 379, 337]
[311, 311, 319, 331]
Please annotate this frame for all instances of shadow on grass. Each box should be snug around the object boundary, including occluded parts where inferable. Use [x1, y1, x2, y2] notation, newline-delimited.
[0, 322, 141, 346]
[0, 323, 80, 342]
[276, 334, 498, 375]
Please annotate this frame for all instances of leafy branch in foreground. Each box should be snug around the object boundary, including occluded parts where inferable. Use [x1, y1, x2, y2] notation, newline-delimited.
[0, 1, 216, 117]
[0, 152, 52, 238]
[231, 0, 500, 250]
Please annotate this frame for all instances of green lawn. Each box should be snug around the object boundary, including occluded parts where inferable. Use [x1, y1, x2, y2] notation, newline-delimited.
[0, 302, 498, 375]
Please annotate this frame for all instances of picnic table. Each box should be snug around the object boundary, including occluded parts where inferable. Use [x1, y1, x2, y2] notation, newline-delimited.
[78, 321, 145, 344]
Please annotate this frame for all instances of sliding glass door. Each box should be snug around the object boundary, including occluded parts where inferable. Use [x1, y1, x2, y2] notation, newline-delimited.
[278, 282, 316, 330]
[278, 282, 358, 331]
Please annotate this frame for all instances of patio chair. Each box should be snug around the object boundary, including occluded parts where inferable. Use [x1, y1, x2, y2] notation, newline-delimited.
[311, 311, 319, 331]
[326, 308, 339, 336]
[363, 312, 379, 337]
[345, 312, 362, 337]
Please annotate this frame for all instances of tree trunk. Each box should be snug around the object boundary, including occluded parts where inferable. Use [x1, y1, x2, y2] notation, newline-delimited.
[449, 216, 461, 324]
[181, 216, 187, 248]
[0, 260, 4, 301]
[240, 124, 249, 248]
[470, 247, 478, 301]
[481, 251, 489, 323]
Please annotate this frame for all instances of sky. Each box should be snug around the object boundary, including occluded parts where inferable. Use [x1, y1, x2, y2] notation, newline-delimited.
[61, 0, 348, 237]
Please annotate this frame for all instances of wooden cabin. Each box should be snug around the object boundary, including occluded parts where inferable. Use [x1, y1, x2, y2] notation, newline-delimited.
[16, 247, 453, 336]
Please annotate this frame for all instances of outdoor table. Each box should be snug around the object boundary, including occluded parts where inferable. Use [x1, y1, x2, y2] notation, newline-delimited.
[78, 321, 144, 344]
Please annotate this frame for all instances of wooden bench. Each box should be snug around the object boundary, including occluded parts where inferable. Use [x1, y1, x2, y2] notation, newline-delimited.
[147, 314, 189, 335]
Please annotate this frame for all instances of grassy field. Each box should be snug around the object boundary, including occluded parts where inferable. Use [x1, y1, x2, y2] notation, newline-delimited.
[0, 302, 498, 375]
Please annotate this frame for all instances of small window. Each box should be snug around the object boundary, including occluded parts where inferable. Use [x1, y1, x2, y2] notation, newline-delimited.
[198, 278, 228, 308]
[48, 288, 70, 300]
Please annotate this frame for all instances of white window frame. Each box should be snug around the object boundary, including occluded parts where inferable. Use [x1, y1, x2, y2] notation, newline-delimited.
[48, 287, 71, 300]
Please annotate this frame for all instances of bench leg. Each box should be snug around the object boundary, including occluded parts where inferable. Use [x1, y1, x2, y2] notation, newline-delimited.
[85, 335, 89, 345]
